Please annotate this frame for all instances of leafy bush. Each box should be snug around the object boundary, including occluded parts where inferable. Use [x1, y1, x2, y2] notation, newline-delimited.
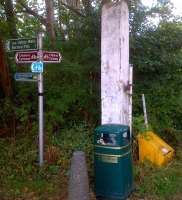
[133, 152, 182, 200]
[0, 124, 93, 199]
[50, 124, 94, 175]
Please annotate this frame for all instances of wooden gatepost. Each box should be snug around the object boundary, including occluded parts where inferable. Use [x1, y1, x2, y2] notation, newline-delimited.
[101, 0, 132, 131]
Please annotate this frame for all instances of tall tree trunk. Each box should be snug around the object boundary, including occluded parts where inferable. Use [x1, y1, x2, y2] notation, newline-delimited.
[45, 0, 56, 48]
[4, 0, 18, 38]
[82, 0, 92, 16]
[0, 39, 12, 97]
[57, 0, 66, 41]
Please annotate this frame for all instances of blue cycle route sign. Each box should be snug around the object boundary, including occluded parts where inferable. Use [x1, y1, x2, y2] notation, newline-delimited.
[15, 73, 38, 82]
[31, 61, 44, 73]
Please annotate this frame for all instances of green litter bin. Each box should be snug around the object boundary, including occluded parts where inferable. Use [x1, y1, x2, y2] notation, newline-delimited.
[94, 124, 133, 200]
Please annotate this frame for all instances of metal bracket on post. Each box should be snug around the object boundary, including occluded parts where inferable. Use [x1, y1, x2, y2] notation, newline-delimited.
[37, 32, 44, 167]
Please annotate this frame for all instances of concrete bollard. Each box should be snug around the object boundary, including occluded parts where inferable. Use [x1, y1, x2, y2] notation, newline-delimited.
[68, 151, 90, 200]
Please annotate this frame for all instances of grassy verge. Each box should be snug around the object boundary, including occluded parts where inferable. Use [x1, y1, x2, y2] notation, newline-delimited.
[130, 146, 182, 200]
[0, 136, 66, 200]
[0, 125, 181, 200]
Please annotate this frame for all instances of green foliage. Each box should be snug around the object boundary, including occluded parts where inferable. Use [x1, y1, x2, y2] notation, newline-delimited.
[42, 15, 100, 131]
[133, 115, 153, 135]
[161, 128, 182, 147]
[14, 82, 37, 128]
[0, 124, 182, 199]
[0, 124, 93, 199]
[129, 1, 182, 133]
[0, 0, 181, 199]
[132, 21, 182, 132]
[43, 55, 99, 132]
[133, 150, 182, 199]
[0, 98, 14, 128]
[50, 124, 93, 173]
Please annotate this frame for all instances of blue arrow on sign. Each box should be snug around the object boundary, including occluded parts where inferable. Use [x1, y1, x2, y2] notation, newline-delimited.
[31, 61, 44, 73]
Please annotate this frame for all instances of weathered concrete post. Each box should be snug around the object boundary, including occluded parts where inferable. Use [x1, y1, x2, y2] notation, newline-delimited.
[101, 0, 130, 126]
[68, 151, 89, 200]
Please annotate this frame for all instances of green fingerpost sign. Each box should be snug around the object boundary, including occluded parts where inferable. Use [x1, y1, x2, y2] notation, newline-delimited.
[6, 38, 38, 51]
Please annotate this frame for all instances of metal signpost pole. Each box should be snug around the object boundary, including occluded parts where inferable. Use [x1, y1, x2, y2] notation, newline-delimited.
[37, 33, 44, 167]
[13, 34, 61, 167]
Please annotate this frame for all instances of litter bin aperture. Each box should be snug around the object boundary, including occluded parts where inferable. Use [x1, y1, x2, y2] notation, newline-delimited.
[94, 124, 133, 200]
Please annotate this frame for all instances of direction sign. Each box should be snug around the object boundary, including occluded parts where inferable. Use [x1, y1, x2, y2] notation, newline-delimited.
[15, 73, 38, 82]
[31, 62, 44, 73]
[15, 51, 38, 63]
[15, 51, 62, 63]
[43, 51, 62, 63]
[7, 38, 38, 52]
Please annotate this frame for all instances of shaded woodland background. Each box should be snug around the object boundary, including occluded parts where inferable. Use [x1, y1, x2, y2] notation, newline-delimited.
[0, 0, 181, 135]
[0, 1, 182, 199]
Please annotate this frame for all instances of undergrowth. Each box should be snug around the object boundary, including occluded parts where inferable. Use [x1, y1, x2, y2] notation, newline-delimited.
[0, 124, 181, 200]
[0, 124, 93, 199]
[131, 147, 182, 200]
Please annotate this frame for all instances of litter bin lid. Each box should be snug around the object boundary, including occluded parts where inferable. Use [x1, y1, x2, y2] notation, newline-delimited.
[95, 124, 129, 134]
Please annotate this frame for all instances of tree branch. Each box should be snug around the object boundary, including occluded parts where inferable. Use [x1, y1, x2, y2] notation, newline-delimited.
[16, 0, 47, 25]
[60, 0, 86, 17]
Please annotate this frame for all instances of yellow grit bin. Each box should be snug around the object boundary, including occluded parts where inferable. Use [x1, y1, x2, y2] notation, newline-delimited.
[137, 131, 175, 167]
